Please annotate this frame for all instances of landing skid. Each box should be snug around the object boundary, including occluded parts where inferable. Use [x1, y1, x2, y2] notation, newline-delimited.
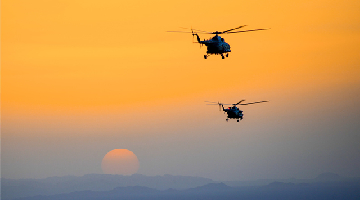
[226, 118, 242, 122]
[204, 53, 229, 59]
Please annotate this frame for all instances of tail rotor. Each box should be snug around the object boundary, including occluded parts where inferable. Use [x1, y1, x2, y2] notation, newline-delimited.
[191, 27, 195, 43]
[218, 102, 223, 111]
[205, 101, 224, 111]
[190, 28, 202, 48]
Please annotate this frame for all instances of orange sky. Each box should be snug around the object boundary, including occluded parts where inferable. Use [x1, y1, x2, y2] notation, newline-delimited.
[2, 0, 360, 179]
[3, 0, 359, 113]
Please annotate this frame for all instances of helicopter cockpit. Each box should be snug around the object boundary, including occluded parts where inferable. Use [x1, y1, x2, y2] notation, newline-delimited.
[212, 35, 223, 41]
[232, 106, 239, 110]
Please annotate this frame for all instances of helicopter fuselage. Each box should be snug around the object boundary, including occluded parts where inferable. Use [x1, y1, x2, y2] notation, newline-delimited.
[200, 35, 231, 54]
[194, 34, 230, 59]
[223, 106, 243, 121]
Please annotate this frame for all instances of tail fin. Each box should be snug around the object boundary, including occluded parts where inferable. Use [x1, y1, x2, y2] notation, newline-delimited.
[192, 33, 201, 43]
[218, 103, 224, 111]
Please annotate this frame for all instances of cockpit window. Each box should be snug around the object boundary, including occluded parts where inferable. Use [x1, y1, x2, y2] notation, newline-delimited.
[212, 36, 221, 41]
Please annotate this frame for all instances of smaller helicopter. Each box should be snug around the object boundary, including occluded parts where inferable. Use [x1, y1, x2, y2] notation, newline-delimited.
[168, 25, 268, 59]
[206, 100, 268, 122]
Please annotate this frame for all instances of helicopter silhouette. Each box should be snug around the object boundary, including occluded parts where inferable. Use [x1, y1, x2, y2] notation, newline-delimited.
[168, 25, 268, 59]
[206, 100, 268, 122]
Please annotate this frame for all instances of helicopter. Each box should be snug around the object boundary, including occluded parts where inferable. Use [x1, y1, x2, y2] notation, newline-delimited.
[168, 25, 268, 59]
[206, 100, 268, 122]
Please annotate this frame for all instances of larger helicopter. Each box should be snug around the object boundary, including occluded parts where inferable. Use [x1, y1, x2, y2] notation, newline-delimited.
[168, 25, 268, 59]
[206, 100, 268, 122]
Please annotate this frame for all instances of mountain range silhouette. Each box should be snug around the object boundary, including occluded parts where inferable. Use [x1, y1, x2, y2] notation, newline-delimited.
[2, 173, 360, 200]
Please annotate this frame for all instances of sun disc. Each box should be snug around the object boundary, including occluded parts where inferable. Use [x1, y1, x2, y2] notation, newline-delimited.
[101, 149, 139, 175]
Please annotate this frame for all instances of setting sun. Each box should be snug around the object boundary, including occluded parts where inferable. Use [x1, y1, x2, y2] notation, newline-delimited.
[101, 149, 139, 175]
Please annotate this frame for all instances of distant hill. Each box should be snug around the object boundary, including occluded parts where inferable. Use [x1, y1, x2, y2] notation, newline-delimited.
[189, 182, 232, 191]
[3, 173, 360, 200]
[267, 181, 296, 187]
[1, 174, 213, 200]
[14, 181, 360, 200]
[224, 172, 353, 187]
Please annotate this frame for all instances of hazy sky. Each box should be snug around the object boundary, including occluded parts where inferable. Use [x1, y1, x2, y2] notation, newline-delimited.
[2, 0, 360, 181]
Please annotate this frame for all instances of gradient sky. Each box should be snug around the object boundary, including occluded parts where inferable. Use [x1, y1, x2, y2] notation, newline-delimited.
[2, 0, 360, 181]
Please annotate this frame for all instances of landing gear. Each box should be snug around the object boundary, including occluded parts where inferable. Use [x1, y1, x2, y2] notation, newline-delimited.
[237, 119, 240, 122]
[204, 54, 227, 59]
[226, 118, 229, 122]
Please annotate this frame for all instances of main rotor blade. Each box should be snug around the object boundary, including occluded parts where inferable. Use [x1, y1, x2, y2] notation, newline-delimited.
[225, 28, 269, 34]
[170, 27, 269, 35]
[221, 25, 247, 33]
[233, 99, 246, 105]
[207, 103, 232, 105]
[205, 101, 218, 103]
[167, 31, 214, 34]
[179, 27, 211, 33]
[167, 31, 194, 33]
[239, 101, 268, 105]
